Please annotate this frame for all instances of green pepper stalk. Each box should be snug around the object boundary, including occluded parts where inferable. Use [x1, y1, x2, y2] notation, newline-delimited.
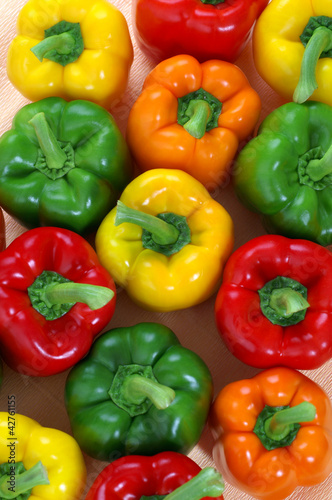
[140, 467, 224, 500]
[0, 461, 49, 499]
[177, 88, 222, 139]
[28, 270, 114, 320]
[115, 200, 191, 256]
[254, 402, 316, 450]
[293, 16, 332, 103]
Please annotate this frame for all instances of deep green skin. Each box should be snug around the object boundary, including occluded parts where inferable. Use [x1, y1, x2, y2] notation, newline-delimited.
[233, 101, 332, 245]
[0, 97, 133, 235]
[65, 322, 213, 462]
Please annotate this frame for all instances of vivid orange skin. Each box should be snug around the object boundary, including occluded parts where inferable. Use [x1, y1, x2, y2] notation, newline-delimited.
[210, 367, 332, 500]
[126, 55, 261, 190]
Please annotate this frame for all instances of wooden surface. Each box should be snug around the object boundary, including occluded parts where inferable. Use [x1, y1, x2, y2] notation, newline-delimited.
[0, 0, 331, 498]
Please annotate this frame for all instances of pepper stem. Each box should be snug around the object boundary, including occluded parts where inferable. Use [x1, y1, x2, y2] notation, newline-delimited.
[0, 461, 49, 499]
[306, 143, 332, 181]
[31, 32, 76, 62]
[115, 201, 179, 245]
[182, 100, 211, 139]
[164, 468, 224, 500]
[269, 287, 310, 317]
[123, 374, 175, 410]
[40, 281, 114, 310]
[293, 26, 332, 103]
[29, 112, 68, 171]
[264, 402, 316, 442]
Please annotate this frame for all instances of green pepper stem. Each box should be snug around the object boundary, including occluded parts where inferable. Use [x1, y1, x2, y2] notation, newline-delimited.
[115, 201, 179, 246]
[306, 143, 332, 181]
[264, 402, 316, 442]
[40, 282, 114, 310]
[123, 374, 175, 410]
[31, 32, 76, 62]
[0, 461, 49, 499]
[183, 100, 211, 139]
[164, 468, 224, 500]
[29, 112, 68, 171]
[269, 287, 310, 318]
[293, 26, 332, 103]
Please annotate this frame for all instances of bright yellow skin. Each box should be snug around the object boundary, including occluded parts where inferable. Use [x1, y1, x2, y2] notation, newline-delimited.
[95, 169, 234, 312]
[7, 0, 133, 108]
[253, 0, 332, 105]
[0, 413, 86, 500]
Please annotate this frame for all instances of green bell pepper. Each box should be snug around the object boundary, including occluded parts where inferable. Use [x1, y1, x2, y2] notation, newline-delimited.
[0, 97, 133, 235]
[233, 101, 332, 245]
[64, 322, 213, 461]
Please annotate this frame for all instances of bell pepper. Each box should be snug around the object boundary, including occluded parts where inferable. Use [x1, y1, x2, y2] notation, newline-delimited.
[210, 367, 332, 500]
[253, 0, 332, 105]
[214, 234, 332, 370]
[0, 208, 5, 251]
[6, 0, 133, 108]
[132, 0, 269, 63]
[0, 226, 116, 377]
[95, 169, 234, 311]
[65, 322, 213, 461]
[233, 100, 332, 245]
[0, 412, 86, 500]
[85, 451, 224, 500]
[126, 55, 261, 189]
[0, 97, 133, 235]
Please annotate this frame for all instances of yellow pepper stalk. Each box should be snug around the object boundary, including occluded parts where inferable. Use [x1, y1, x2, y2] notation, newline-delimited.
[0, 413, 86, 500]
[95, 169, 234, 312]
[6, 0, 133, 109]
[253, 0, 332, 105]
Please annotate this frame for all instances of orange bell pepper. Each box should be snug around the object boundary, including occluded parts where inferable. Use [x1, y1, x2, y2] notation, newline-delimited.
[210, 367, 332, 500]
[126, 55, 261, 191]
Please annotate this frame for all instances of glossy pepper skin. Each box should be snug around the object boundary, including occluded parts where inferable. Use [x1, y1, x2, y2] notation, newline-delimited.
[0, 209, 5, 251]
[215, 234, 332, 370]
[0, 97, 132, 235]
[253, 0, 332, 105]
[210, 367, 332, 500]
[65, 322, 213, 461]
[132, 0, 269, 63]
[7, 0, 133, 108]
[95, 169, 234, 312]
[127, 55, 261, 190]
[233, 101, 332, 245]
[0, 227, 116, 377]
[0, 412, 86, 500]
[86, 452, 224, 500]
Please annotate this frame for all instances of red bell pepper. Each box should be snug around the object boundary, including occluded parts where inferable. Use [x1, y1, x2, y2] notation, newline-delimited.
[215, 234, 332, 370]
[85, 451, 224, 500]
[0, 227, 116, 376]
[0, 208, 5, 251]
[132, 0, 269, 63]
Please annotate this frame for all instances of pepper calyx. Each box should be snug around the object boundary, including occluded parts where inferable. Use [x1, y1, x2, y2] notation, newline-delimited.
[254, 402, 316, 451]
[258, 276, 309, 326]
[28, 270, 114, 320]
[200, 0, 226, 4]
[0, 461, 49, 500]
[177, 88, 222, 139]
[109, 364, 175, 417]
[293, 16, 332, 103]
[115, 201, 191, 256]
[31, 20, 84, 66]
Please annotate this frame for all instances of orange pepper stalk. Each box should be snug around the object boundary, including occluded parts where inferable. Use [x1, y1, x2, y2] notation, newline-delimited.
[210, 367, 332, 500]
[126, 55, 261, 191]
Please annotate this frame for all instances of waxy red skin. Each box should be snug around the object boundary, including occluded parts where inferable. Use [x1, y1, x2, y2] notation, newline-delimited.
[0, 226, 116, 376]
[132, 0, 269, 63]
[215, 235, 332, 370]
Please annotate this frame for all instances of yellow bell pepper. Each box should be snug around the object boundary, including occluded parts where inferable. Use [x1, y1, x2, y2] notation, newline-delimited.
[95, 169, 234, 312]
[253, 0, 332, 105]
[7, 0, 133, 109]
[0, 412, 86, 500]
